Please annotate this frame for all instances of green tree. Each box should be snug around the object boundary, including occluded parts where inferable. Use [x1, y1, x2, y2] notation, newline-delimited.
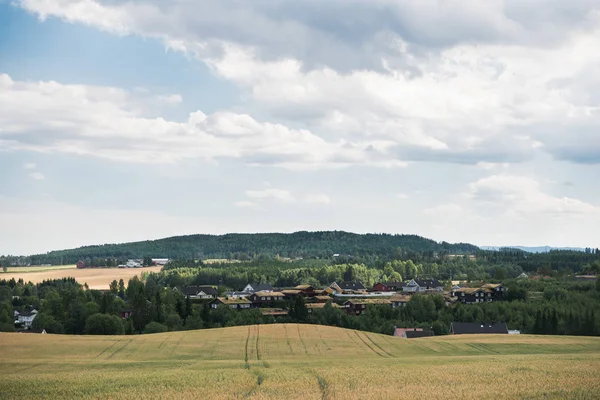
[289, 296, 308, 322]
[143, 322, 168, 334]
[165, 313, 182, 331]
[32, 313, 64, 334]
[109, 280, 118, 295]
[84, 313, 124, 335]
[118, 279, 126, 300]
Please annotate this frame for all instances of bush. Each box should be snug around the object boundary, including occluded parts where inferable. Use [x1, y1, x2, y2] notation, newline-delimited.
[0, 322, 15, 332]
[84, 313, 124, 335]
[165, 313, 182, 331]
[32, 313, 64, 334]
[143, 322, 168, 334]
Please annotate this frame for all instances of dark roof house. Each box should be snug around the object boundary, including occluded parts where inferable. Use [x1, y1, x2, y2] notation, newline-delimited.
[450, 322, 509, 335]
[338, 281, 367, 291]
[243, 283, 274, 293]
[180, 286, 218, 299]
[404, 330, 435, 338]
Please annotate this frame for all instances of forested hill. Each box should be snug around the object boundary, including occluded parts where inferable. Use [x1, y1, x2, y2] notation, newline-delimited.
[26, 231, 479, 265]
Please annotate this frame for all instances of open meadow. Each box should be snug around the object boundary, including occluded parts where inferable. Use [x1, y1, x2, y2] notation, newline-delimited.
[0, 265, 163, 289]
[1, 324, 599, 399]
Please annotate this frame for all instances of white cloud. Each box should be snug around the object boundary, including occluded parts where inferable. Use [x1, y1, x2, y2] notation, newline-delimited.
[24, 163, 36, 169]
[234, 201, 256, 208]
[468, 174, 600, 216]
[304, 194, 331, 204]
[14, 0, 600, 165]
[0, 73, 394, 170]
[29, 172, 45, 180]
[396, 193, 409, 200]
[245, 188, 295, 202]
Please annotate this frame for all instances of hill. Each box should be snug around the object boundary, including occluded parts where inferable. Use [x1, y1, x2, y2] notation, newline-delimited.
[481, 245, 587, 253]
[26, 231, 480, 265]
[1, 324, 599, 399]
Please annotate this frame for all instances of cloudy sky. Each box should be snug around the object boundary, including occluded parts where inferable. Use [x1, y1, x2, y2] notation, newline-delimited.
[1, 0, 599, 254]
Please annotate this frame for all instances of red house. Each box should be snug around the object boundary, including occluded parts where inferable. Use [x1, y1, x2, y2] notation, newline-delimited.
[76, 261, 85, 269]
[371, 282, 404, 292]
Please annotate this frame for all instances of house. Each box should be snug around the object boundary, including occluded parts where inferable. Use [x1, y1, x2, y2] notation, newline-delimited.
[248, 291, 285, 307]
[330, 281, 367, 294]
[76, 261, 85, 269]
[450, 322, 509, 335]
[402, 278, 444, 293]
[125, 259, 142, 268]
[152, 258, 169, 265]
[310, 295, 331, 303]
[390, 294, 411, 307]
[243, 283, 274, 293]
[393, 327, 422, 337]
[452, 283, 505, 304]
[120, 309, 133, 319]
[517, 272, 529, 279]
[210, 297, 252, 309]
[343, 299, 391, 315]
[15, 309, 38, 328]
[371, 282, 405, 292]
[180, 285, 218, 300]
[403, 329, 434, 338]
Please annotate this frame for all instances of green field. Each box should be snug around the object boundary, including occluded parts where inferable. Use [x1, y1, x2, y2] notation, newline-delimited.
[1, 265, 76, 273]
[1, 324, 599, 399]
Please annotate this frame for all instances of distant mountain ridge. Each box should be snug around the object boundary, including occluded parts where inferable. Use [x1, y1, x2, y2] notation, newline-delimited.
[480, 246, 587, 253]
[26, 231, 480, 265]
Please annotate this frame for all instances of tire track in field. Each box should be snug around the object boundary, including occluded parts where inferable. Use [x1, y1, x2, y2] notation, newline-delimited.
[12, 363, 43, 374]
[157, 334, 171, 350]
[255, 325, 262, 361]
[107, 339, 133, 359]
[297, 324, 309, 354]
[362, 332, 394, 358]
[93, 340, 119, 359]
[169, 333, 185, 357]
[283, 324, 294, 355]
[354, 331, 387, 358]
[245, 326, 251, 364]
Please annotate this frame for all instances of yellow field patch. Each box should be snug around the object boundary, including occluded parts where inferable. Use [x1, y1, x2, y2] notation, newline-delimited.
[0, 265, 163, 289]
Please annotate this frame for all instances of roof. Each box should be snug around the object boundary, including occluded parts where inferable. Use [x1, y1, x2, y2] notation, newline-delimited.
[451, 322, 509, 335]
[282, 289, 302, 295]
[405, 330, 434, 338]
[253, 291, 285, 297]
[181, 286, 218, 296]
[312, 295, 331, 301]
[338, 281, 366, 290]
[345, 299, 391, 305]
[214, 297, 251, 305]
[393, 327, 422, 336]
[481, 283, 502, 289]
[247, 283, 274, 291]
[307, 303, 341, 309]
[295, 284, 313, 290]
[390, 294, 411, 302]
[413, 278, 443, 288]
[260, 308, 288, 316]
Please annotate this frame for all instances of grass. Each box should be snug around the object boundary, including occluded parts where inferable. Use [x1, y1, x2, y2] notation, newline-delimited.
[0, 266, 163, 289]
[2, 265, 77, 273]
[0, 324, 599, 399]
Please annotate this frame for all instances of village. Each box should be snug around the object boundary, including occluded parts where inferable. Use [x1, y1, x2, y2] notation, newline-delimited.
[171, 278, 511, 337]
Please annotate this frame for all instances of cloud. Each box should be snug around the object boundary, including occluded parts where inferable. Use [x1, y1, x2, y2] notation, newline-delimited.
[234, 201, 256, 208]
[9, 1, 600, 167]
[24, 163, 36, 169]
[245, 188, 295, 202]
[0, 73, 394, 170]
[29, 172, 45, 180]
[304, 194, 331, 204]
[396, 193, 409, 200]
[468, 174, 600, 217]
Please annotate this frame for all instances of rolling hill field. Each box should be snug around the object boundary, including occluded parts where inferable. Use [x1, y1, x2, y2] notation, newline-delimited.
[1, 324, 599, 399]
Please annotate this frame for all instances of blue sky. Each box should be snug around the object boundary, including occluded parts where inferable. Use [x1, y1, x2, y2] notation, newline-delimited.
[1, 0, 599, 254]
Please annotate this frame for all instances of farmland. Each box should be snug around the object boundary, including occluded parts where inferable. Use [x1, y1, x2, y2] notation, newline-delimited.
[0, 265, 163, 289]
[1, 324, 599, 399]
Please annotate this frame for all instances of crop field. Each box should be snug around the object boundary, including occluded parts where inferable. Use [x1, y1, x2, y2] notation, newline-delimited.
[1, 324, 599, 399]
[0, 265, 163, 289]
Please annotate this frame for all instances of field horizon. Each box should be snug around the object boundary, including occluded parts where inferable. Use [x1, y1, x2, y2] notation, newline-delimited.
[1, 324, 599, 399]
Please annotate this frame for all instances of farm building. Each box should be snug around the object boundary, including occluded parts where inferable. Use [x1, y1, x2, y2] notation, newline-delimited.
[450, 322, 509, 335]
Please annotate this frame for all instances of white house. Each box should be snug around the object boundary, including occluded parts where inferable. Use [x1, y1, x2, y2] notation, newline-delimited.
[402, 279, 444, 293]
[243, 283, 274, 293]
[15, 309, 38, 328]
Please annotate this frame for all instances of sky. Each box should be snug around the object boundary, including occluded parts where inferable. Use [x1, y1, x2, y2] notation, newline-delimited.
[1, 0, 599, 255]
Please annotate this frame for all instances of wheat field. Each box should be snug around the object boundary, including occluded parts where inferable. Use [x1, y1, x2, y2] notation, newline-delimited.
[0, 265, 163, 289]
[1, 324, 599, 399]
